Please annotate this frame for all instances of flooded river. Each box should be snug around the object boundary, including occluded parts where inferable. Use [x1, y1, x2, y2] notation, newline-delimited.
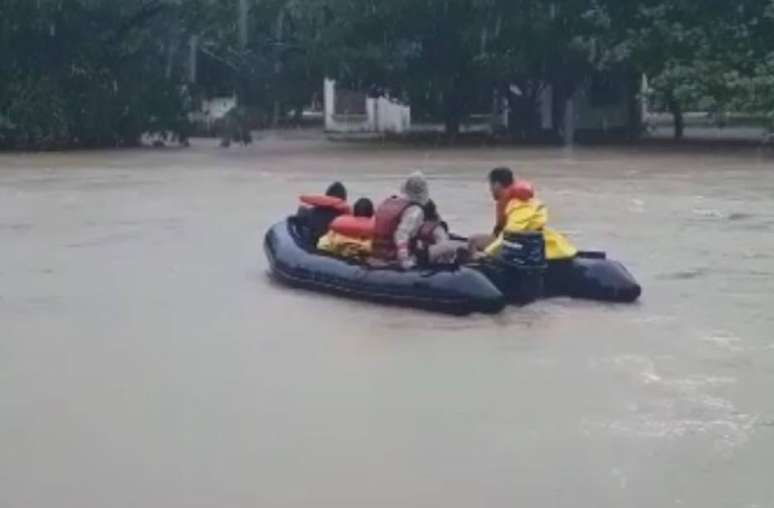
[2, 132, 773, 507]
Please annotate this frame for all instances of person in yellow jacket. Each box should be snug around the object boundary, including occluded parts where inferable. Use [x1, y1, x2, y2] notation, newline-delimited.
[317, 198, 375, 259]
[478, 167, 577, 260]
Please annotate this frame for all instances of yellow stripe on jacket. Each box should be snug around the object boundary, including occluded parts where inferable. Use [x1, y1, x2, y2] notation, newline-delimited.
[485, 198, 577, 260]
[317, 230, 372, 258]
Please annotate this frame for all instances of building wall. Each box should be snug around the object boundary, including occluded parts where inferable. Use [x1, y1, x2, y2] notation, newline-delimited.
[324, 78, 369, 133]
[370, 97, 411, 133]
[189, 96, 237, 132]
[324, 78, 411, 134]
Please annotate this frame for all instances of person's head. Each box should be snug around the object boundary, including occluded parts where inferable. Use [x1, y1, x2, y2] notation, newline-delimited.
[488, 167, 514, 201]
[423, 199, 440, 221]
[401, 171, 430, 205]
[326, 181, 347, 201]
[352, 198, 374, 218]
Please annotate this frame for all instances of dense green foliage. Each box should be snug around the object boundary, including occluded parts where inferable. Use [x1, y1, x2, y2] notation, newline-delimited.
[0, 0, 193, 149]
[591, 0, 774, 137]
[1, 0, 772, 148]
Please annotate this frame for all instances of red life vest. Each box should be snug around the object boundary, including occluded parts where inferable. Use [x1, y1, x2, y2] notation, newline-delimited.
[298, 195, 351, 214]
[494, 180, 535, 234]
[329, 215, 375, 239]
[372, 196, 415, 260]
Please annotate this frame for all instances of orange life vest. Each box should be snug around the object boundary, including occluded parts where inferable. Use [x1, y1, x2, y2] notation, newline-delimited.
[329, 215, 375, 239]
[298, 195, 351, 214]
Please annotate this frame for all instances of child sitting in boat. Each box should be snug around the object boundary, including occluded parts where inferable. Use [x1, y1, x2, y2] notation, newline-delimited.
[414, 200, 469, 265]
[295, 182, 350, 246]
[317, 198, 375, 259]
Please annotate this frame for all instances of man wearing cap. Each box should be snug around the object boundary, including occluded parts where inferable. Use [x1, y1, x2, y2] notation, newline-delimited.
[371, 172, 432, 270]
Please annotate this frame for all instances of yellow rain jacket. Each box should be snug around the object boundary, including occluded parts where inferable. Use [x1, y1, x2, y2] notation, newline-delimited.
[317, 231, 372, 259]
[485, 197, 577, 260]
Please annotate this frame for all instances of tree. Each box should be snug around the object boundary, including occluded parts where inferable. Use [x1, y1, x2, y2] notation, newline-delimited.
[484, 0, 604, 141]
[0, 0, 193, 149]
[315, 0, 492, 137]
[319, 0, 615, 139]
[589, 0, 774, 138]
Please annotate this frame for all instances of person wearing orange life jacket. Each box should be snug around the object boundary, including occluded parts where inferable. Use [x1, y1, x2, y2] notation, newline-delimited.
[372, 172, 430, 270]
[373, 173, 468, 269]
[295, 181, 351, 246]
[474, 167, 577, 261]
[317, 198, 375, 259]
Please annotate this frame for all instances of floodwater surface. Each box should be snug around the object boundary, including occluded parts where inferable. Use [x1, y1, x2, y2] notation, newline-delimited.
[1, 132, 773, 507]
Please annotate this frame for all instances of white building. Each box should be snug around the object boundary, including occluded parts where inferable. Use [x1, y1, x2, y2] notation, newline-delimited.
[324, 79, 411, 135]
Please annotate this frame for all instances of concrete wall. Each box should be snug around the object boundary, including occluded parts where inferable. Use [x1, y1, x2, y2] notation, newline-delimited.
[325, 78, 411, 134]
[190, 96, 237, 131]
[369, 96, 411, 133]
[324, 78, 370, 133]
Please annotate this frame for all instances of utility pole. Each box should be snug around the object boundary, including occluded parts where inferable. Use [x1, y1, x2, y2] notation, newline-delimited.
[563, 94, 575, 147]
[237, 0, 249, 115]
[235, 0, 252, 145]
[189, 35, 199, 83]
[273, 8, 285, 126]
[238, 0, 249, 49]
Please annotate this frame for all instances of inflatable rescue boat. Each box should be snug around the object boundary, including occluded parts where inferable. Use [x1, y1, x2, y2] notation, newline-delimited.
[264, 218, 507, 315]
[264, 219, 641, 314]
[544, 253, 642, 303]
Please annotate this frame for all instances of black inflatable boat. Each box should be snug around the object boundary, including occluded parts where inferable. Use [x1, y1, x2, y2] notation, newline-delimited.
[264, 219, 507, 315]
[264, 219, 641, 314]
[544, 254, 642, 303]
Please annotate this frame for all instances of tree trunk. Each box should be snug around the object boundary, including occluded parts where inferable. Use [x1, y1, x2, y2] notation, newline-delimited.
[293, 105, 303, 125]
[188, 35, 199, 83]
[444, 113, 460, 139]
[443, 87, 463, 140]
[524, 86, 543, 141]
[667, 93, 684, 140]
[273, 100, 281, 127]
[553, 80, 578, 144]
[563, 94, 575, 147]
[238, 0, 249, 48]
[626, 72, 643, 141]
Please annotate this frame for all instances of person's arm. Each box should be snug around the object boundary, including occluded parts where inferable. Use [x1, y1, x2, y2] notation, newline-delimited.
[394, 206, 424, 269]
[484, 202, 534, 256]
[433, 224, 450, 243]
[484, 233, 504, 256]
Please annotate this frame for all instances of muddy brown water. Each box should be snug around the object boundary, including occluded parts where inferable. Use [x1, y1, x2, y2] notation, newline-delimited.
[2, 132, 773, 507]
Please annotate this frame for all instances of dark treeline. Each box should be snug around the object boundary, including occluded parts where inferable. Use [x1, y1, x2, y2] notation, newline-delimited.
[1, 0, 772, 149]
